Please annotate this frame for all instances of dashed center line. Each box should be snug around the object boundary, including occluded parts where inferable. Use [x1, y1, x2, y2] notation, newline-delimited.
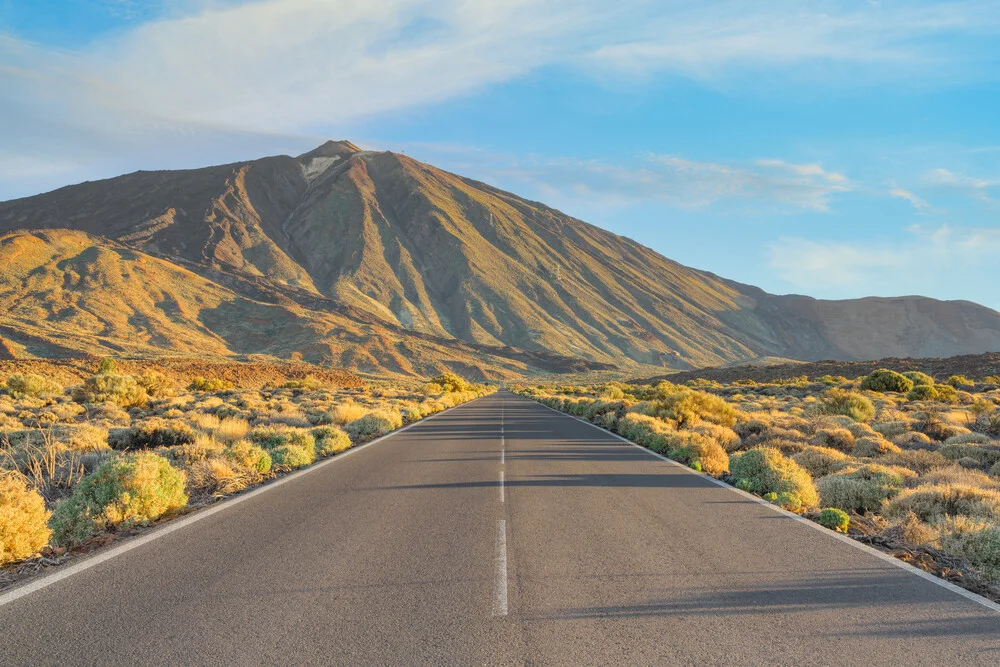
[493, 519, 508, 616]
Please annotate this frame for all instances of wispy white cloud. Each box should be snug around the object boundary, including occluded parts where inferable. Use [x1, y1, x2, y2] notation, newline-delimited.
[2, 0, 1000, 199]
[924, 167, 999, 201]
[768, 224, 1000, 305]
[495, 153, 852, 212]
[889, 187, 931, 210]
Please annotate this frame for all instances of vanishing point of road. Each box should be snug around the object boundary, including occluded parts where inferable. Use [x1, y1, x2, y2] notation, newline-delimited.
[1, 392, 997, 665]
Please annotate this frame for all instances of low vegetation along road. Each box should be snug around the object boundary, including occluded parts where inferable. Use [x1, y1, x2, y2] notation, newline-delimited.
[1, 392, 997, 664]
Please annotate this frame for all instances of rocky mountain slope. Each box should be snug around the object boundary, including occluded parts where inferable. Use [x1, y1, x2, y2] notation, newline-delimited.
[1, 140, 999, 375]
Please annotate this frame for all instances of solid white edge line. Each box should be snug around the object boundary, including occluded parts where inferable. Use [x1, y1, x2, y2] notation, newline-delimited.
[529, 398, 1000, 614]
[0, 393, 497, 609]
[493, 519, 508, 616]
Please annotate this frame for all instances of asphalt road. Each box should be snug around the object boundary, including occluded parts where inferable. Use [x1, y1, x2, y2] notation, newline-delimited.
[1, 391, 998, 665]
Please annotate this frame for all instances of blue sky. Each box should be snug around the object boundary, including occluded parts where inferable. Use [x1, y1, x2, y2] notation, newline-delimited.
[2, 1, 999, 307]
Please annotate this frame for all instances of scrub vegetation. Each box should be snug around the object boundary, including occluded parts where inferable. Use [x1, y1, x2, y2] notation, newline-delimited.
[517, 367, 1000, 595]
[0, 362, 491, 576]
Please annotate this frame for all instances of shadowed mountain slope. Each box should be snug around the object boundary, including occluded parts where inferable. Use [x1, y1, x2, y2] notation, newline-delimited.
[2, 140, 999, 373]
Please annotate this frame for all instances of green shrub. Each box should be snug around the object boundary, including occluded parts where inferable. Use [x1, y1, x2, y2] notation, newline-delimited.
[906, 385, 940, 402]
[816, 375, 848, 386]
[860, 369, 914, 394]
[4, 373, 63, 399]
[647, 390, 737, 428]
[821, 389, 874, 422]
[946, 375, 975, 388]
[885, 484, 1000, 522]
[223, 441, 272, 475]
[51, 453, 188, 545]
[934, 384, 958, 403]
[282, 375, 324, 391]
[0, 473, 52, 565]
[819, 507, 850, 533]
[248, 427, 315, 454]
[312, 426, 352, 456]
[73, 373, 148, 408]
[270, 444, 315, 470]
[729, 447, 819, 508]
[344, 410, 404, 440]
[902, 371, 935, 386]
[816, 464, 913, 513]
[98, 358, 118, 374]
[187, 377, 234, 392]
[941, 521, 1000, 580]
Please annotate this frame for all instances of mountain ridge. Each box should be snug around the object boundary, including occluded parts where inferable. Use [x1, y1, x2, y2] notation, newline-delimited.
[1, 140, 999, 375]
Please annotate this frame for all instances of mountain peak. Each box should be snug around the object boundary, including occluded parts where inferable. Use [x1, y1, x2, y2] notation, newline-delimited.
[298, 140, 362, 161]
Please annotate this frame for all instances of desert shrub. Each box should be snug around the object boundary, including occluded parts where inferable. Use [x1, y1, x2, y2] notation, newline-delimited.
[248, 426, 315, 454]
[50, 452, 188, 545]
[885, 484, 1000, 522]
[281, 375, 324, 391]
[817, 375, 848, 386]
[906, 385, 940, 402]
[852, 436, 901, 458]
[933, 384, 958, 403]
[328, 403, 369, 426]
[187, 377, 234, 392]
[792, 446, 854, 477]
[903, 371, 935, 387]
[138, 370, 176, 398]
[223, 441, 271, 475]
[939, 443, 1000, 469]
[874, 420, 913, 438]
[0, 473, 52, 565]
[860, 369, 914, 394]
[809, 427, 855, 453]
[58, 424, 109, 452]
[944, 432, 991, 445]
[164, 436, 224, 466]
[946, 375, 975, 388]
[646, 390, 737, 429]
[881, 449, 950, 474]
[108, 419, 197, 451]
[690, 422, 741, 452]
[4, 373, 62, 399]
[891, 431, 933, 448]
[617, 413, 672, 450]
[186, 458, 251, 495]
[816, 464, 914, 514]
[344, 410, 404, 440]
[922, 466, 998, 489]
[940, 520, 1000, 581]
[270, 444, 315, 470]
[819, 507, 850, 533]
[212, 417, 250, 444]
[312, 426, 352, 456]
[74, 373, 148, 408]
[666, 432, 729, 475]
[821, 389, 875, 423]
[729, 447, 819, 508]
[424, 372, 472, 394]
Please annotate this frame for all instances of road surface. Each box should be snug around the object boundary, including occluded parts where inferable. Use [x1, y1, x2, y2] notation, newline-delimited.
[1, 391, 997, 665]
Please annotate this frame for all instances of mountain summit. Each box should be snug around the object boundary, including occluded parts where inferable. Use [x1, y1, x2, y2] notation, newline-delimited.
[2, 141, 999, 375]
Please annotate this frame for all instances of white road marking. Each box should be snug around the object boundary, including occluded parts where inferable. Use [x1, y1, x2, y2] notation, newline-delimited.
[493, 520, 508, 617]
[531, 400, 1000, 614]
[499, 470, 505, 503]
[0, 395, 493, 609]
[501, 440, 505, 465]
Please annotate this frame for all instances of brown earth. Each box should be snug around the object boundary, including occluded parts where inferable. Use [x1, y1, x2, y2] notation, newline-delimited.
[0, 357, 364, 390]
[637, 351, 1000, 385]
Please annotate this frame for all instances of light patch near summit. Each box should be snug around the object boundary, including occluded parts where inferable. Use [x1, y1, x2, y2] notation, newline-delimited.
[302, 156, 340, 182]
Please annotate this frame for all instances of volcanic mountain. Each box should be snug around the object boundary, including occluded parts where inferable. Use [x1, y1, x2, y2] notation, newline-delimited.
[1, 140, 999, 376]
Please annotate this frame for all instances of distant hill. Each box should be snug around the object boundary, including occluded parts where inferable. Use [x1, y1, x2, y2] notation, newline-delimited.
[2, 140, 999, 376]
